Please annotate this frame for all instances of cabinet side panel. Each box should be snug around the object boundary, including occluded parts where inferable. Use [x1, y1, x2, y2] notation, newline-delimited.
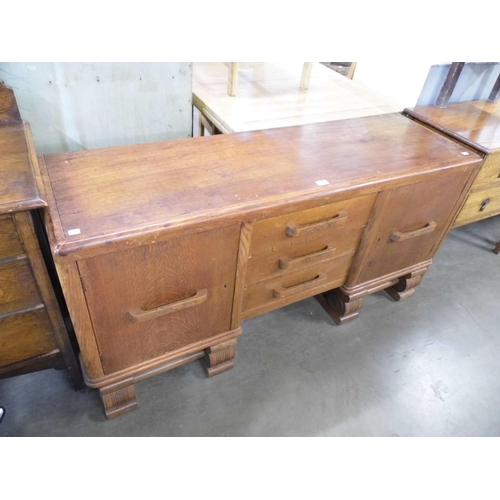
[55, 258, 105, 379]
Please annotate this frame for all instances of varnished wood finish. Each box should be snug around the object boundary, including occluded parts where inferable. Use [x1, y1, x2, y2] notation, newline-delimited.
[348, 169, 474, 285]
[0, 216, 24, 259]
[0, 83, 21, 123]
[42, 114, 479, 260]
[242, 253, 353, 320]
[245, 194, 377, 283]
[40, 112, 483, 418]
[201, 339, 237, 377]
[0, 309, 56, 366]
[315, 290, 364, 325]
[385, 269, 427, 301]
[0, 84, 82, 387]
[454, 182, 500, 226]
[405, 101, 500, 154]
[405, 101, 500, 239]
[0, 85, 45, 213]
[0, 350, 65, 378]
[78, 226, 239, 374]
[100, 382, 138, 419]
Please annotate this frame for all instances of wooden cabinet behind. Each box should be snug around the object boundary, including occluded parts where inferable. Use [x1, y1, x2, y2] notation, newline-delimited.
[404, 101, 500, 230]
[40, 113, 482, 418]
[0, 83, 81, 387]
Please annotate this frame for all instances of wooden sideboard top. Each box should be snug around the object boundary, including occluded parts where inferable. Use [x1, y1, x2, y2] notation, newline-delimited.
[405, 101, 500, 154]
[41, 112, 481, 257]
[0, 84, 46, 214]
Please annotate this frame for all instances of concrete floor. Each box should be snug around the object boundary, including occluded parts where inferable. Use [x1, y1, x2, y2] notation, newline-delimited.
[1, 216, 499, 436]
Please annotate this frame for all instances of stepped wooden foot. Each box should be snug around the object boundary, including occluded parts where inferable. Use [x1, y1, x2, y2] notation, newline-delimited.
[316, 289, 363, 325]
[99, 382, 138, 419]
[385, 269, 426, 301]
[200, 339, 237, 377]
[493, 241, 500, 255]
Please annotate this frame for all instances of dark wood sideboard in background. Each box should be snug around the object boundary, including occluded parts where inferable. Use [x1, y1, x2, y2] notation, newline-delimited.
[0, 84, 82, 388]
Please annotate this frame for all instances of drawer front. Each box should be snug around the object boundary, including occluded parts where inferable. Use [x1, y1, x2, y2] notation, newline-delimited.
[0, 308, 57, 367]
[242, 253, 353, 320]
[0, 215, 24, 261]
[79, 225, 240, 374]
[454, 183, 500, 226]
[354, 169, 473, 284]
[246, 194, 377, 283]
[0, 259, 42, 316]
[473, 152, 500, 188]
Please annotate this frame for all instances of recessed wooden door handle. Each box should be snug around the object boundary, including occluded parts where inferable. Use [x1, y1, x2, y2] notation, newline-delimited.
[390, 221, 437, 242]
[278, 245, 336, 270]
[286, 213, 347, 237]
[129, 288, 208, 322]
[273, 273, 327, 298]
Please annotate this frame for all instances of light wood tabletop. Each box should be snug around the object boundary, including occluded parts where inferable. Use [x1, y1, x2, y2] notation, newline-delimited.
[193, 62, 399, 135]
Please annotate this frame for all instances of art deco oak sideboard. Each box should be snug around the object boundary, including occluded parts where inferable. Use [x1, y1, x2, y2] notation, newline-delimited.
[38, 113, 482, 418]
[0, 84, 82, 387]
[405, 101, 500, 233]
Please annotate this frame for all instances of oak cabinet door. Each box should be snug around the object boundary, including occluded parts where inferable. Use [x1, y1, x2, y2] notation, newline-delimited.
[353, 169, 473, 285]
[78, 225, 240, 374]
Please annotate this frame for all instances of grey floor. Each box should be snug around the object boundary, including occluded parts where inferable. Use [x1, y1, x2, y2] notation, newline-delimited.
[1, 216, 499, 436]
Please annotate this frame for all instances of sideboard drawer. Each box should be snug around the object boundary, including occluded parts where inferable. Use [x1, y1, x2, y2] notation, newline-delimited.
[242, 252, 353, 319]
[78, 225, 240, 374]
[0, 259, 42, 316]
[246, 193, 377, 283]
[455, 183, 500, 226]
[0, 308, 57, 366]
[354, 169, 473, 284]
[0, 215, 24, 260]
[473, 154, 500, 188]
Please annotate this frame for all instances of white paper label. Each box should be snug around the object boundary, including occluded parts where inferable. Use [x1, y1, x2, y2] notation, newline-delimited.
[315, 180, 330, 186]
[461, 152, 470, 156]
[68, 228, 81, 236]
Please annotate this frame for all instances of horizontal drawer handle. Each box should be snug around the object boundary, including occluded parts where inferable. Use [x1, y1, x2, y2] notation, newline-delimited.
[286, 212, 347, 237]
[390, 221, 437, 242]
[273, 273, 327, 298]
[129, 288, 208, 323]
[279, 245, 336, 270]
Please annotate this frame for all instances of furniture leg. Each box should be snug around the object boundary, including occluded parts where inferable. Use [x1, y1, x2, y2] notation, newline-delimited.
[198, 112, 205, 137]
[316, 289, 364, 325]
[200, 339, 237, 377]
[347, 62, 357, 80]
[488, 73, 500, 103]
[300, 62, 314, 90]
[493, 241, 500, 255]
[385, 269, 427, 301]
[99, 381, 138, 419]
[435, 62, 464, 108]
[228, 63, 239, 97]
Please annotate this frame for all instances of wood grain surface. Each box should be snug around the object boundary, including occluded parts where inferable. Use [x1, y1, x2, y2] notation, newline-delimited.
[42, 113, 482, 258]
[405, 101, 500, 154]
[78, 225, 240, 374]
[0, 84, 45, 213]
